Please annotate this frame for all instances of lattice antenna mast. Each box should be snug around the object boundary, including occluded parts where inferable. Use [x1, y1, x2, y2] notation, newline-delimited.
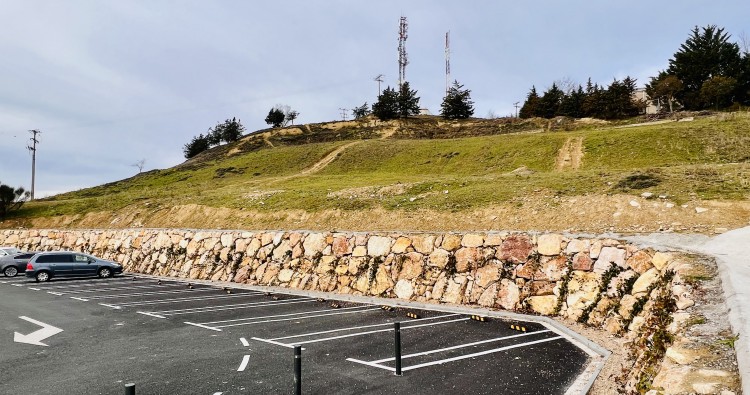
[398, 16, 409, 88]
[445, 31, 451, 96]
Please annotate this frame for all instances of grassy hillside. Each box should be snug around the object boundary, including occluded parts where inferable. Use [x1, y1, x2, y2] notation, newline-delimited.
[7, 112, 750, 231]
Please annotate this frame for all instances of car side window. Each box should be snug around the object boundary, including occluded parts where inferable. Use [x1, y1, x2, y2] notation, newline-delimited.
[74, 254, 89, 263]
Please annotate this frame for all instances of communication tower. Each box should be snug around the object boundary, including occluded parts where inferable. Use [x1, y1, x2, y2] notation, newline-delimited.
[398, 17, 409, 88]
[445, 31, 451, 95]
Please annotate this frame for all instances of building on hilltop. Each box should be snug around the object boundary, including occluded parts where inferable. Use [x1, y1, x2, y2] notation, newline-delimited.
[633, 88, 661, 115]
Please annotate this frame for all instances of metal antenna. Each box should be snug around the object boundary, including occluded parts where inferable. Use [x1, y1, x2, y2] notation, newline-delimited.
[27, 129, 41, 200]
[374, 74, 384, 96]
[398, 16, 409, 88]
[339, 108, 348, 121]
[513, 102, 520, 118]
[445, 31, 451, 95]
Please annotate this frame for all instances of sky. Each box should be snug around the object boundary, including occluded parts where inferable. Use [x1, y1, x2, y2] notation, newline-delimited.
[1, 1, 748, 197]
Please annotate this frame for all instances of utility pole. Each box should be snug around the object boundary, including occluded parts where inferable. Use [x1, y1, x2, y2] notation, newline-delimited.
[27, 129, 41, 200]
[374, 74, 384, 96]
[513, 102, 520, 118]
[339, 108, 348, 121]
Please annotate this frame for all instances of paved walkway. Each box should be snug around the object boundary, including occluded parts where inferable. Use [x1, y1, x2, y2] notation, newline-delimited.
[627, 226, 750, 394]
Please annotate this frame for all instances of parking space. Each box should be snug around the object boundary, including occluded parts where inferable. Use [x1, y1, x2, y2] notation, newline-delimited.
[1, 273, 597, 394]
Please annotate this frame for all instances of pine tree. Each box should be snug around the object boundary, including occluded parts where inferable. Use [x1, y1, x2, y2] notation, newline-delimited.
[183, 134, 210, 159]
[440, 80, 475, 119]
[352, 103, 370, 119]
[558, 85, 585, 118]
[219, 117, 245, 143]
[519, 86, 540, 118]
[372, 87, 399, 120]
[397, 81, 421, 118]
[265, 108, 285, 127]
[667, 25, 743, 109]
[538, 83, 564, 118]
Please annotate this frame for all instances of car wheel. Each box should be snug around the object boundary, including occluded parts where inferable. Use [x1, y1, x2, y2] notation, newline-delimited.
[36, 271, 50, 282]
[98, 267, 112, 278]
[4, 266, 18, 277]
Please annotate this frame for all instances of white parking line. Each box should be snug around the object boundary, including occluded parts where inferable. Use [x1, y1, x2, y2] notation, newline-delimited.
[32, 277, 142, 288]
[137, 311, 166, 319]
[28, 287, 40, 291]
[214, 307, 382, 329]
[251, 338, 299, 349]
[275, 317, 471, 346]
[70, 297, 90, 302]
[201, 305, 372, 326]
[184, 322, 222, 331]
[47, 291, 64, 296]
[268, 314, 462, 341]
[99, 303, 122, 310]
[146, 298, 316, 316]
[112, 292, 262, 307]
[347, 335, 564, 372]
[12, 283, 24, 287]
[82, 288, 214, 300]
[55, 284, 182, 294]
[237, 355, 250, 372]
[369, 330, 552, 364]
[240, 337, 249, 347]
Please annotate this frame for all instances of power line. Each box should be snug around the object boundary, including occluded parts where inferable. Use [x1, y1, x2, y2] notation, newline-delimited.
[338, 108, 348, 121]
[27, 129, 41, 200]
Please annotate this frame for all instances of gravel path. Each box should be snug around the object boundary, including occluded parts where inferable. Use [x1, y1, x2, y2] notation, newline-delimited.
[627, 226, 750, 394]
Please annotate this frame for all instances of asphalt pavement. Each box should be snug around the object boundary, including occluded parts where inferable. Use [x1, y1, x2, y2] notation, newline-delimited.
[1, 274, 592, 394]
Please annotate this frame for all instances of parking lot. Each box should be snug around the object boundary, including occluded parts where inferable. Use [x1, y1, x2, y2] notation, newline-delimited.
[1, 273, 598, 394]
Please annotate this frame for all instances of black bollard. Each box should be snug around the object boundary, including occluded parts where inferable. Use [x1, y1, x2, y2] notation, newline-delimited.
[394, 322, 402, 376]
[294, 345, 302, 395]
[124, 383, 135, 395]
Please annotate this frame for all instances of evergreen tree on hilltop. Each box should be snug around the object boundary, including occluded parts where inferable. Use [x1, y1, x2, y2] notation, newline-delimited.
[397, 81, 421, 118]
[519, 86, 540, 118]
[440, 80, 475, 119]
[603, 77, 639, 119]
[265, 107, 286, 127]
[559, 85, 585, 118]
[667, 25, 743, 109]
[216, 117, 245, 143]
[352, 103, 371, 119]
[183, 134, 210, 159]
[372, 86, 399, 120]
[538, 83, 564, 118]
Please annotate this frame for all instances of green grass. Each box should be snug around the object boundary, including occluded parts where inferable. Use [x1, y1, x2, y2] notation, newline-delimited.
[9, 113, 750, 222]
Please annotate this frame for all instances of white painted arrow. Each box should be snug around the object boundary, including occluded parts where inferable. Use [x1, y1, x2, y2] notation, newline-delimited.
[13, 316, 64, 347]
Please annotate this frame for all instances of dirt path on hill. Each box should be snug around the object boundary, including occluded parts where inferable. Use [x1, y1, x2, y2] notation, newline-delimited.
[298, 141, 360, 176]
[555, 136, 584, 171]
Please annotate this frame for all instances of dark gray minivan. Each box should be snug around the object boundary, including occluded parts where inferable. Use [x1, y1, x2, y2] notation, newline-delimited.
[25, 252, 124, 282]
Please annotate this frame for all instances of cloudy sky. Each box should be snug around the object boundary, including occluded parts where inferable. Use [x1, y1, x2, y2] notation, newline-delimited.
[1, 1, 748, 197]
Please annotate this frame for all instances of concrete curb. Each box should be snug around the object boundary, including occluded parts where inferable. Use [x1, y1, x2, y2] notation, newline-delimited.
[132, 272, 610, 395]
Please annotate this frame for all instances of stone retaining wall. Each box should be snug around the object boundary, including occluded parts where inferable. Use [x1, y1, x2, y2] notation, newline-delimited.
[0, 228, 704, 393]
